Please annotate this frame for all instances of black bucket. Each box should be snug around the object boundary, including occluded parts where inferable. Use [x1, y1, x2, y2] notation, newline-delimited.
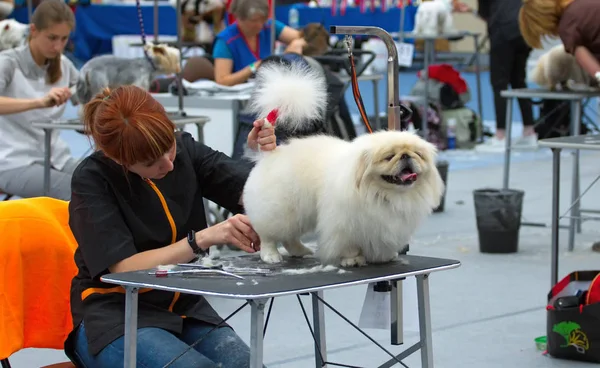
[433, 160, 449, 213]
[473, 188, 524, 253]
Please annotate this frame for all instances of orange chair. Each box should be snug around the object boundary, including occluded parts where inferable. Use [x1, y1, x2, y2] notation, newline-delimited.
[0, 197, 79, 368]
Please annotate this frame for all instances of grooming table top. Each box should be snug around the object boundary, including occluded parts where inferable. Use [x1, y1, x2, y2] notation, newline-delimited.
[539, 133, 600, 150]
[101, 254, 461, 299]
[500, 88, 600, 100]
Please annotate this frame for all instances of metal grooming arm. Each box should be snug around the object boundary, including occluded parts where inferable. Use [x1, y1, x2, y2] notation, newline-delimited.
[329, 26, 401, 132]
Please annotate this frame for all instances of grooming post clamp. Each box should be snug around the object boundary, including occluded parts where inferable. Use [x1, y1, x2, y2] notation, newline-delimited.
[329, 26, 402, 132]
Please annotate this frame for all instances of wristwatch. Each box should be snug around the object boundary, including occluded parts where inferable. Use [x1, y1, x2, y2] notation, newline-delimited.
[187, 230, 205, 255]
[249, 62, 257, 75]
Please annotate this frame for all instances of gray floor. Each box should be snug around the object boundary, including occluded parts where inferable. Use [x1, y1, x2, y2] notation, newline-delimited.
[9, 139, 600, 368]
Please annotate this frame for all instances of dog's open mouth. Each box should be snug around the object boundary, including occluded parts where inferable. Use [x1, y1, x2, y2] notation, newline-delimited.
[381, 168, 418, 185]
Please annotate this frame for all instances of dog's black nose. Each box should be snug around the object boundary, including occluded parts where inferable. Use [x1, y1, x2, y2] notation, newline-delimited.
[401, 154, 410, 160]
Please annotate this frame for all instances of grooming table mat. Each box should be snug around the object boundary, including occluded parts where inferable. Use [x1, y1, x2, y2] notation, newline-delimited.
[102, 254, 460, 299]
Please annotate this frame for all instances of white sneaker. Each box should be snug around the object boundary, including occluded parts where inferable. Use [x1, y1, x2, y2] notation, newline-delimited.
[475, 136, 506, 153]
[513, 134, 539, 150]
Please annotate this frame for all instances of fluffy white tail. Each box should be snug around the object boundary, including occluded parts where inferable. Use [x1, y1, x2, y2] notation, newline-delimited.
[247, 60, 328, 133]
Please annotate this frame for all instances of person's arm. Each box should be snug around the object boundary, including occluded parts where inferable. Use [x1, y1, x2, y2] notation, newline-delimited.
[575, 46, 600, 79]
[0, 96, 46, 114]
[69, 167, 200, 277]
[278, 24, 302, 45]
[212, 37, 257, 86]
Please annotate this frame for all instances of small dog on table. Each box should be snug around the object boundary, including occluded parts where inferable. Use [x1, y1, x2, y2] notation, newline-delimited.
[75, 43, 181, 105]
[413, 0, 455, 36]
[0, 19, 28, 51]
[529, 44, 597, 91]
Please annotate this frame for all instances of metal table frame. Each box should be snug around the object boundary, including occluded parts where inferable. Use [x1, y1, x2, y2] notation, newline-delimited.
[539, 134, 600, 286]
[501, 89, 600, 252]
[32, 115, 209, 197]
[101, 256, 460, 368]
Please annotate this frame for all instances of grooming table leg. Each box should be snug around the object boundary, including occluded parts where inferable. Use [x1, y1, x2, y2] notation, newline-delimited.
[312, 291, 327, 367]
[417, 274, 433, 368]
[391, 279, 403, 345]
[43, 128, 51, 196]
[502, 97, 514, 189]
[551, 148, 562, 287]
[123, 287, 139, 368]
[569, 100, 582, 251]
[250, 299, 267, 368]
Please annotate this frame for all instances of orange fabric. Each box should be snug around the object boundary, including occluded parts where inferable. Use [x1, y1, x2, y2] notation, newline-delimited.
[0, 197, 78, 360]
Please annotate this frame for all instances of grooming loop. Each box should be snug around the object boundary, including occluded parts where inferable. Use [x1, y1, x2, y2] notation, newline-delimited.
[345, 35, 374, 134]
[135, 0, 157, 71]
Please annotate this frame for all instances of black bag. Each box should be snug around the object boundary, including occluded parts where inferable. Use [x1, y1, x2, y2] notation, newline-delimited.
[547, 270, 600, 363]
[534, 99, 588, 139]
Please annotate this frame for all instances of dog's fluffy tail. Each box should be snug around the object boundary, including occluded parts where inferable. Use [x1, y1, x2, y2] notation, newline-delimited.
[247, 59, 328, 134]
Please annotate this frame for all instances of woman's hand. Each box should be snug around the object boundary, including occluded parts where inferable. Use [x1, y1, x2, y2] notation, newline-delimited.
[39, 87, 72, 108]
[247, 118, 277, 152]
[196, 214, 260, 253]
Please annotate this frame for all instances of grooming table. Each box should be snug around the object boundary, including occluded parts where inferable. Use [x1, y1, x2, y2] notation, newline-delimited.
[101, 254, 461, 368]
[399, 31, 484, 139]
[539, 134, 600, 286]
[500, 89, 600, 252]
[31, 114, 210, 197]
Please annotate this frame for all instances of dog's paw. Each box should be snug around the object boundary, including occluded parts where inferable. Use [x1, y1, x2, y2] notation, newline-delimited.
[340, 255, 367, 267]
[260, 249, 284, 264]
[284, 241, 314, 258]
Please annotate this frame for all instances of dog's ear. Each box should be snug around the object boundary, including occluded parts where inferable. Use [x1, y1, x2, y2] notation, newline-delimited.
[354, 150, 370, 190]
[151, 46, 166, 55]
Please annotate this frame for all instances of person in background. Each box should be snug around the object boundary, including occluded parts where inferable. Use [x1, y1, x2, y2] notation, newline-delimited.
[0, 0, 78, 200]
[474, 0, 537, 152]
[519, 0, 600, 83]
[213, 0, 305, 86]
[66, 85, 275, 367]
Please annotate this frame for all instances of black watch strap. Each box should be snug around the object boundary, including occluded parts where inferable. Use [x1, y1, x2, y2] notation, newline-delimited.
[187, 230, 203, 254]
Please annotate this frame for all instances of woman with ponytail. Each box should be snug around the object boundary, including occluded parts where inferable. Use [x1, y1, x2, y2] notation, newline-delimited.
[519, 0, 600, 82]
[0, 0, 78, 200]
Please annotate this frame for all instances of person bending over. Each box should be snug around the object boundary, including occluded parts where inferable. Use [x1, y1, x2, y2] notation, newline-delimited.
[520, 0, 600, 83]
[65, 84, 276, 368]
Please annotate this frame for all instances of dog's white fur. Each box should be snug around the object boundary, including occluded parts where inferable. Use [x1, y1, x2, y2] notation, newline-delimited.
[0, 19, 28, 51]
[413, 0, 454, 36]
[247, 60, 328, 133]
[529, 44, 595, 91]
[243, 131, 445, 267]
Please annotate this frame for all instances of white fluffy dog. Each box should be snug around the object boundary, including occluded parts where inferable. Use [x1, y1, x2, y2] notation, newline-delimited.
[0, 19, 28, 51]
[242, 61, 444, 267]
[529, 44, 595, 91]
[413, 0, 454, 36]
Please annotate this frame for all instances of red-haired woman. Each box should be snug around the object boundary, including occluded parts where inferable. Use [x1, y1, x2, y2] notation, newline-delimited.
[65, 85, 275, 368]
